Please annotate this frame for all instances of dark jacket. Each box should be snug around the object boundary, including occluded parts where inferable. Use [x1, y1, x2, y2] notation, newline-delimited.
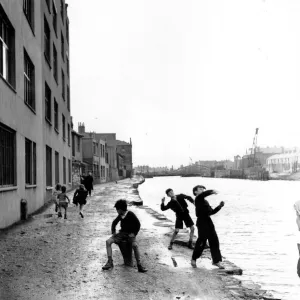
[73, 188, 88, 205]
[161, 194, 194, 216]
[111, 211, 141, 236]
[83, 175, 93, 190]
[195, 190, 222, 227]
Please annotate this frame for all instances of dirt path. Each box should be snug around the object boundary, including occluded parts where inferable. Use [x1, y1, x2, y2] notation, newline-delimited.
[0, 177, 268, 300]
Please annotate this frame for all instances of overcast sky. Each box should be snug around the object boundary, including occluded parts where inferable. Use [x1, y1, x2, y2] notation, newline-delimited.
[68, 0, 300, 168]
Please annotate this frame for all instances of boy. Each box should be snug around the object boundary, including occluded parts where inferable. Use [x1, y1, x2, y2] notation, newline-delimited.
[191, 185, 224, 269]
[102, 199, 148, 273]
[161, 188, 195, 250]
[57, 185, 70, 219]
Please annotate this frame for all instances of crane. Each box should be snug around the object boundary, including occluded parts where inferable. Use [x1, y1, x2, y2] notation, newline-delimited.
[250, 128, 259, 167]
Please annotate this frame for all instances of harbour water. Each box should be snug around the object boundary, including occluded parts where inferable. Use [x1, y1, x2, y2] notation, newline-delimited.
[138, 176, 300, 300]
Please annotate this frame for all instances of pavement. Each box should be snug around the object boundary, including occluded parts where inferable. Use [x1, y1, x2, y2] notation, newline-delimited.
[0, 177, 276, 300]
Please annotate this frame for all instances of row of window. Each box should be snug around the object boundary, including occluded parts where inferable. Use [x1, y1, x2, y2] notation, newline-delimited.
[45, 81, 71, 145]
[0, 122, 71, 188]
[0, 4, 70, 115]
[93, 142, 107, 157]
[24, 0, 69, 43]
[46, 145, 71, 187]
[44, 14, 70, 110]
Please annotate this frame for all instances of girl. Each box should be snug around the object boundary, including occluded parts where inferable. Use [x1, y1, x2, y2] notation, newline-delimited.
[57, 186, 70, 219]
[52, 184, 61, 213]
[73, 184, 88, 218]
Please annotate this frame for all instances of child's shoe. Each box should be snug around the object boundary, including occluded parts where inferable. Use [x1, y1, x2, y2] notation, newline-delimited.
[137, 264, 148, 273]
[168, 243, 173, 250]
[64, 215, 67, 219]
[58, 212, 62, 218]
[80, 212, 84, 218]
[102, 259, 114, 270]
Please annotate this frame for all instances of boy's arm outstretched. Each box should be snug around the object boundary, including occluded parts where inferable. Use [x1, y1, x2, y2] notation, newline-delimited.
[161, 197, 170, 211]
[183, 194, 195, 205]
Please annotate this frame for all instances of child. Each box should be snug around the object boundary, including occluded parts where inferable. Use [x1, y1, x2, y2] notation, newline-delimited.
[57, 186, 70, 219]
[52, 184, 61, 213]
[73, 184, 88, 218]
[161, 188, 195, 250]
[102, 199, 148, 273]
[191, 185, 224, 269]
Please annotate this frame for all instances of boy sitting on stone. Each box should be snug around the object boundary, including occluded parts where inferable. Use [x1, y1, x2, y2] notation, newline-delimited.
[102, 199, 147, 273]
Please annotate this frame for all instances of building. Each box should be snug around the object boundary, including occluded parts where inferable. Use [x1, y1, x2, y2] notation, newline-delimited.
[95, 133, 132, 180]
[71, 127, 86, 188]
[0, 0, 71, 228]
[266, 147, 300, 174]
[106, 145, 118, 181]
[78, 123, 110, 183]
[116, 139, 133, 178]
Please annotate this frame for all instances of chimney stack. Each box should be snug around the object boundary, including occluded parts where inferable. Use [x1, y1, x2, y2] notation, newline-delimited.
[78, 122, 85, 134]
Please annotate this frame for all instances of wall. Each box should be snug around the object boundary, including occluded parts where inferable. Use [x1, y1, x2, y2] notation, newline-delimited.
[0, 0, 45, 228]
[42, 0, 72, 200]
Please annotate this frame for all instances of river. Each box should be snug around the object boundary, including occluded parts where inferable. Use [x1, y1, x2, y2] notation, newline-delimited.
[138, 176, 300, 300]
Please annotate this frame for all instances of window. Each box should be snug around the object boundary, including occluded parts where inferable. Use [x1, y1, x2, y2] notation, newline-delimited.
[44, 16, 51, 65]
[72, 133, 75, 156]
[54, 99, 58, 130]
[63, 157, 66, 184]
[62, 114, 65, 141]
[67, 123, 70, 146]
[45, 82, 51, 123]
[61, 69, 65, 100]
[24, 49, 35, 110]
[53, 43, 57, 82]
[67, 85, 70, 110]
[77, 136, 80, 152]
[93, 142, 97, 155]
[55, 151, 59, 184]
[52, 1, 57, 34]
[25, 138, 36, 185]
[46, 145, 52, 186]
[0, 5, 16, 88]
[0, 123, 15, 187]
[45, 0, 51, 13]
[66, 19, 69, 43]
[61, 32, 64, 61]
[68, 159, 71, 183]
[23, 0, 34, 31]
[60, 0, 64, 23]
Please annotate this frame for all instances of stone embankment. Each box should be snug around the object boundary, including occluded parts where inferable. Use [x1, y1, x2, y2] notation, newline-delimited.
[0, 176, 279, 300]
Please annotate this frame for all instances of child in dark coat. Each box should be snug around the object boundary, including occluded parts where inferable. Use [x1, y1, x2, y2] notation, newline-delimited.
[73, 184, 88, 218]
[102, 199, 147, 272]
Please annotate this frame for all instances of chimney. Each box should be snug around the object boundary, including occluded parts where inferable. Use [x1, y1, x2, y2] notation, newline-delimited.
[130, 137, 132, 145]
[78, 122, 85, 134]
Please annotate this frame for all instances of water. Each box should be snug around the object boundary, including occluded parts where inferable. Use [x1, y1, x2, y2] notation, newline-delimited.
[138, 176, 300, 300]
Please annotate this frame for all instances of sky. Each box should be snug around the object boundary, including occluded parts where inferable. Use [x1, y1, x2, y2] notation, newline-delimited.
[68, 0, 300, 168]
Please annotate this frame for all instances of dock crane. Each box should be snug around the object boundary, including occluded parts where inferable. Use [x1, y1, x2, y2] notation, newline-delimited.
[250, 128, 259, 167]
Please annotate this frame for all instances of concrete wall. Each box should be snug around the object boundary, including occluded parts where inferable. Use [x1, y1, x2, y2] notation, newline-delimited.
[42, 0, 72, 198]
[0, 0, 45, 228]
[0, 0, 71, 229]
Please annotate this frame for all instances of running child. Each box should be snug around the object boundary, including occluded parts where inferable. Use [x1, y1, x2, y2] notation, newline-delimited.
[57, 186, 70, 219]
